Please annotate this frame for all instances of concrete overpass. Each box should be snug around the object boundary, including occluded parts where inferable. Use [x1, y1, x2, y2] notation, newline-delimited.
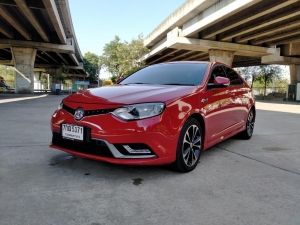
[143, 0, 300, 85]
[0, 0, 86, 93]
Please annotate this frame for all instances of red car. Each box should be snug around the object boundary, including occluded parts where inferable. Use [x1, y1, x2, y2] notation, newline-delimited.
[51, 61, 255, 172]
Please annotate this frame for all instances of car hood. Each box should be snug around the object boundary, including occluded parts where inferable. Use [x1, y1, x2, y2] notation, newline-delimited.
[64, 85, 197, 105]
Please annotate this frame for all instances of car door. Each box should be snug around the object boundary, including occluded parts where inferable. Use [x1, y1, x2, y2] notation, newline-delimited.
[202, 65, 234, 146]
[223, 66, 249, 127]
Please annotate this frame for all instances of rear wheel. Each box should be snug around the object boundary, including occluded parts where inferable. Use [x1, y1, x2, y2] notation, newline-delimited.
[239, 109, 255, 139]
[174, 118, 202, 172]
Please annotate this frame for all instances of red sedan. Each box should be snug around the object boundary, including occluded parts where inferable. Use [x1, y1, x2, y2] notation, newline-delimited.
[50, 61, 255, 172]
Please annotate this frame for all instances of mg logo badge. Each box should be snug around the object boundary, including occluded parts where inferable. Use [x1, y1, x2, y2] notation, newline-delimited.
[74, 108, 84, 120]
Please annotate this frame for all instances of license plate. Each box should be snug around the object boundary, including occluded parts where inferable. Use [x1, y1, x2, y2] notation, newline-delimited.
[62, 124, 84, 141]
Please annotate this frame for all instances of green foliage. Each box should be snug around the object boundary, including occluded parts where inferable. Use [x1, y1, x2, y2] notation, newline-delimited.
[255, 65, 282, 84]
[100, 35, 148, 80]
[236, 65, 283, 97]
[235, 66, 256, 86]
[110, 75, 117, 84]
[83, 52, 99, 82]
[0, 65, 15, 87]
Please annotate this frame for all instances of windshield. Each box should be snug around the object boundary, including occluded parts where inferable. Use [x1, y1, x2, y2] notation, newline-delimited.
[120, 63, 208, 86]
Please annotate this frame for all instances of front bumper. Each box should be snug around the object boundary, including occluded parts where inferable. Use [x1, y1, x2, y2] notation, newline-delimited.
[50, 105, 179, 165]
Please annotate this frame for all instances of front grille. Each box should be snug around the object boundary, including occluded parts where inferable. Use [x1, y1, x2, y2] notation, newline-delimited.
[62, 103, 115, 116]
[62, 104, 75, 114]
[85, 108, 115, 116]
[52, 133, 113, 157]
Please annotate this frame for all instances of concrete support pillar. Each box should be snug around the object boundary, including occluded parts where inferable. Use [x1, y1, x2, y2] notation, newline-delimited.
[12, 47, 36, 93]
[289, 64, 300, 85]
[208, 49, 234, 67]
[50, 67, 64, 93]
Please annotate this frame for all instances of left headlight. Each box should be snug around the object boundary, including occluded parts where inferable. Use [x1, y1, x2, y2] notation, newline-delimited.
[112, 103, 165, 121]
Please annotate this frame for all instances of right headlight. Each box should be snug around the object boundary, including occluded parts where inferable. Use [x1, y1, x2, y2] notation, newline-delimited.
[112, 103, 165, 121]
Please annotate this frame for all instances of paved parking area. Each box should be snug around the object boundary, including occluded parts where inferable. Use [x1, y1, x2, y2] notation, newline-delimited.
[0, 96, 299, 225]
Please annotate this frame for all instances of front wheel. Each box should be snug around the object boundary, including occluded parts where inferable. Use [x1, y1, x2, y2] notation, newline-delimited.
[239, 109, 255, 139]
[174, 118, 202, 172]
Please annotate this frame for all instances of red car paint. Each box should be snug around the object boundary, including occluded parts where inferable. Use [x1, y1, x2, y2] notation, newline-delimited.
[50, 61, 255, 166]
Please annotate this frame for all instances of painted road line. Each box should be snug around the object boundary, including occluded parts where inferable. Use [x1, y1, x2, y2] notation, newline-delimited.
[0, 94, 48, 104]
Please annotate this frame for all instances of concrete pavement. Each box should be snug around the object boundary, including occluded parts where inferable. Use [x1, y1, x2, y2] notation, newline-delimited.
[0, 96, 299, 225]
[256, 101, 300, 114]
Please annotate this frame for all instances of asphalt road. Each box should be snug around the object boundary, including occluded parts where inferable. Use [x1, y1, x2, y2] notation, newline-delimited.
[0, 95, 299, 225]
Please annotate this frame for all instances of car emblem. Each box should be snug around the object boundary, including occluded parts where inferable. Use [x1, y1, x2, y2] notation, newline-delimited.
[74, 108, 84, 120]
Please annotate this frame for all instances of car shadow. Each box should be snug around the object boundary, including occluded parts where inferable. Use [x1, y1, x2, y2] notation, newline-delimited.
[48, 152, 178, 178]
[48, 139, 229, 181]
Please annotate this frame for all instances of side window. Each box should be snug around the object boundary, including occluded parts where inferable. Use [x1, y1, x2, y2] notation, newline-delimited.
[208, 66, 227, 84]
[224, 67, 243, 85]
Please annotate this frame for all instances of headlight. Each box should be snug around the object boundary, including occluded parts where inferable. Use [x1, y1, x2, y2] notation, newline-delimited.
[112, 103, 165, 120]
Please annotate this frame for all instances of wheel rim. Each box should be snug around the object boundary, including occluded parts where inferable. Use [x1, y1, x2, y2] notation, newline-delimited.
[182, 125, 201, 167]
[247, 110, 255, 136]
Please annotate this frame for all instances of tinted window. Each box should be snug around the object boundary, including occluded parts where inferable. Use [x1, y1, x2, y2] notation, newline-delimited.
[120, 63, 208, 86]
[224, 67, 243, 85]
[208, 66, 227, 84]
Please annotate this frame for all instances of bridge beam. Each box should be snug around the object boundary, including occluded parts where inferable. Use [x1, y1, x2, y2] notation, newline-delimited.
[144, 27, 278, 66]
[11, 47, 36, 93]
[14, 0, 50, 42]
[209, 49, 234, 66]
[261, 54, 300, 65]
[168, 36, 278, 57]
[41, 0, 67, 44]
[0, 5, 31, 40]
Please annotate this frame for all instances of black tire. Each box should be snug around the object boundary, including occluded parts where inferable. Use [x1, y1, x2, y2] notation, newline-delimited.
[173, 118, 203, 172]
[239, 108, 255, 140]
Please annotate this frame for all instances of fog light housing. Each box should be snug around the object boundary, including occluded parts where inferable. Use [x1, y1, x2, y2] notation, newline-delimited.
[114, 144, 153, 155]
[123, 145, 151, 154]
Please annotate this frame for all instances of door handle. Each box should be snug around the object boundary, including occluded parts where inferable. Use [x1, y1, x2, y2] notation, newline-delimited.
[201, 98, 208, 103]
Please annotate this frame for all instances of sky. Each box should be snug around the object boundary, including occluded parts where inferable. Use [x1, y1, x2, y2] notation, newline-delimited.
[69, 0, 185, 55]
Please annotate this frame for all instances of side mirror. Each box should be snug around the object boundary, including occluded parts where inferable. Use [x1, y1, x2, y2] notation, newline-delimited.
[208, 76, 230, 89]
[214, 76, 230, 86]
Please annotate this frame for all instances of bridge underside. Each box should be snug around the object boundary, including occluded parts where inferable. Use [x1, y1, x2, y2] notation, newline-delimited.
[0, 0, 85, 93]
[145, 47, 263, 68]
[0, 47, 85, 73]
[144, 0, 300, 84]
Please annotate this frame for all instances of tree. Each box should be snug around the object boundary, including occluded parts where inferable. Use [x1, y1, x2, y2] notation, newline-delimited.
[255, 65, 282, 98]
[100, 35, 148, 81]
[236, 65, 283, 97]
[83, 52, 99, 82]
[235, 66, 258, 88]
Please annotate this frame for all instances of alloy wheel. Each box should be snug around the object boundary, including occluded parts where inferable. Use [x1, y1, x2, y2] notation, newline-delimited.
[247, 110, 255, 136]
[182, 125, 201, 167]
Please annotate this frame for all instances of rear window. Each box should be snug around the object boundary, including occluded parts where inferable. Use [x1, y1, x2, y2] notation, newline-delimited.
[120, 63, 208, 86]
